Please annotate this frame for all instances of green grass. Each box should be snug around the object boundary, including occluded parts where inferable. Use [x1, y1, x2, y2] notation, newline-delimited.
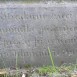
[36, 64, 77, 76]
[15, 52, 19, 77]
[35, 47, 77, 76]
[24, 64, 31, 69]
[48, 47, 57, 72]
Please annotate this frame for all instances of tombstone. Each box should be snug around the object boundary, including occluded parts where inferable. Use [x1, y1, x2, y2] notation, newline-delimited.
[0, 2, 77, 68]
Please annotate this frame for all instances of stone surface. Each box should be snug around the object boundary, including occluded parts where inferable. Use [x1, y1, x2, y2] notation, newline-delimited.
[0, 3, 77, 67]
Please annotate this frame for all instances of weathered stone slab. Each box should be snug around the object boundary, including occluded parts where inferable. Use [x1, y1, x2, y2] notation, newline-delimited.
[0, 3, 77, 68]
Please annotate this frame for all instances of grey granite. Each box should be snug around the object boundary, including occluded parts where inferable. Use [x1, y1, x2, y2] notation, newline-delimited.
[0, 3, 77, 68]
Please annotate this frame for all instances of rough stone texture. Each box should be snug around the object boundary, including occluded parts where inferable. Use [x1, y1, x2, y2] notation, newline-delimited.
[0, 3, 77, 68]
